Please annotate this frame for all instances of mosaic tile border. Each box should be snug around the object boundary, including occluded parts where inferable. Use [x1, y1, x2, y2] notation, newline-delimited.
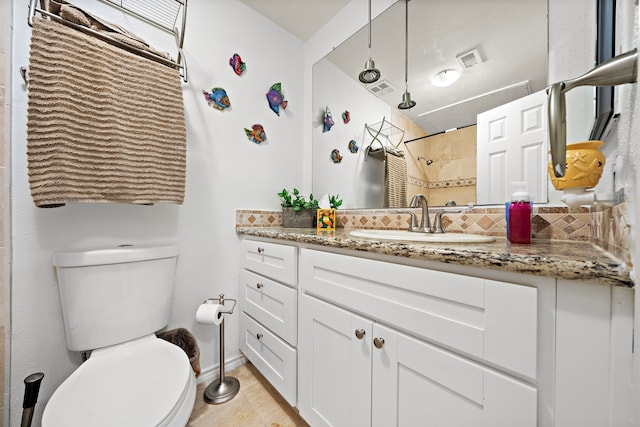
[429, 178, 476, 189]
[332, 206, 591, 241]
[236, 199, 631, 266]
[237, 206, 589, 240]
[235, 210, 282, 227]
[407, 176, 476, 189]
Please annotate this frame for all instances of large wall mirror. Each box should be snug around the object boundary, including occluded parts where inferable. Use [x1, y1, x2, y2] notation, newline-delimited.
[312, 0, 595, 209]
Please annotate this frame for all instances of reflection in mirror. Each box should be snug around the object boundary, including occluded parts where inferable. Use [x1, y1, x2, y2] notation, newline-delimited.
[312, 0, 553, 208]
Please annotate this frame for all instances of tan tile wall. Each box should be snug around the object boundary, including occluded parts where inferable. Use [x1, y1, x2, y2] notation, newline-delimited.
[392, 111, 430, 202]
[394, 113, 477, 207]
[590, 202, 631, 266]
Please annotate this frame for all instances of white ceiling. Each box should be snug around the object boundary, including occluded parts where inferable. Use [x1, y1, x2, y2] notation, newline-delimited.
[238, 0, 351, 41]
[238, 0, 548, 135]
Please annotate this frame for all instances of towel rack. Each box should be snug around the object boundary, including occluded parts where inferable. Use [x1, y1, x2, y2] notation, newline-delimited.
[364, 117, 405, 160]
[27, 0, 188, 82]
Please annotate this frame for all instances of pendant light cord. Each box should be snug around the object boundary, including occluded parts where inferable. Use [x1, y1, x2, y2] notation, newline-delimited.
[403, 0, 409, 90]
[367, 0, 373, 57]
[398, 0, 415, 109]
[359, 0, 381, 84]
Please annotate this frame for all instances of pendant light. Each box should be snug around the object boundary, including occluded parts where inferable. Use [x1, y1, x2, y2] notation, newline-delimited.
[398, 0, 416, 109]
[358, 0, 381, 84]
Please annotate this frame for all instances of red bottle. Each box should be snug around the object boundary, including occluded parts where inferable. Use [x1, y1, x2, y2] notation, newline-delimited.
[508, 183, 531, 244]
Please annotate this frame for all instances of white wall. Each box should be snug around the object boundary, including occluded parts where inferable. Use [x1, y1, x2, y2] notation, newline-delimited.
[312, 58, 391, 208]
[303, 0, 396, 194]
[9, 0, 303, 425]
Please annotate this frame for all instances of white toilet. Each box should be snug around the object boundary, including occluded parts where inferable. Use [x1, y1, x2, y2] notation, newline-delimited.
[42, 244, 196, 427]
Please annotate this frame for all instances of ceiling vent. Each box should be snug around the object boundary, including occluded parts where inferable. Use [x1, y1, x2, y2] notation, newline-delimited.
[366, 79, 396, 96]
[456, 49, 483, 69]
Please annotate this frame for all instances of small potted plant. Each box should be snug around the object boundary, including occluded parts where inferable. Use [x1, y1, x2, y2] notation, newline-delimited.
[278, 188, 319, 228]
[328, 194, 343, 209]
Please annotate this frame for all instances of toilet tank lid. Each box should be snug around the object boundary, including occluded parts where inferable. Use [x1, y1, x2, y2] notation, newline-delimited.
[53, 244, 179, 267]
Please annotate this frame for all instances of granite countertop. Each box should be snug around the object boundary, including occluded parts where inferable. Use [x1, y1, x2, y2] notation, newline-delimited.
[236, 227, 633, 287]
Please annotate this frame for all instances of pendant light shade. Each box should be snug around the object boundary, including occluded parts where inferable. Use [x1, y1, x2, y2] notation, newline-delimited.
[398, 91, 416, 110]
[359, 58, 381, 84]
[398, 0, 415, 109]
[359, 0, 380, 84]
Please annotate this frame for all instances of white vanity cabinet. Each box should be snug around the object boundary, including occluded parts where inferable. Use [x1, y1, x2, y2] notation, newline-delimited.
[299, 294, 537, 427]
[237, 234, 635, 427]
[239, 239, 298, 405]
[298, 248, 538, 427]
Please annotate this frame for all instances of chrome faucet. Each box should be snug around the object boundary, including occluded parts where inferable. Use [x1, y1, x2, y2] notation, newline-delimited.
[409, 194, 431, 232]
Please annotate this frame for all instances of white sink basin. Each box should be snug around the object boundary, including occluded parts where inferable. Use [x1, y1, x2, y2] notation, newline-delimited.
[349, 229, 495, 243]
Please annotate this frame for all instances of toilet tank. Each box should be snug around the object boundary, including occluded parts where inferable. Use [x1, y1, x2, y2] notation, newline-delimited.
[52, 244, 179, 351]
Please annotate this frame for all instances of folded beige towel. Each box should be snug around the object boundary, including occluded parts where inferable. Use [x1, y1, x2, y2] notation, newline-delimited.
[384, 152, 408, 208]
[27, 18, 186, 207]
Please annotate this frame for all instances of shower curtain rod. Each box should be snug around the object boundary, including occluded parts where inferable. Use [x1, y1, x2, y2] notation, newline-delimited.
[403, 123, 477, 144]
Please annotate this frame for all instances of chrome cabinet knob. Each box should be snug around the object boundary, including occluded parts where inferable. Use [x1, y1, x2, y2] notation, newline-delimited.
[256, 282, 263, 289]
[256, 333, 263, 340]
[257, 247, 265, 254]
[373, 337, 385, 349]
[354, 329, 366, 340]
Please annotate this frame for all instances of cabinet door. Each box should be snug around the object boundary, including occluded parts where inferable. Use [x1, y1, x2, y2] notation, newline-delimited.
[298, 295, 372, 427]
[372, 323, 537, 427]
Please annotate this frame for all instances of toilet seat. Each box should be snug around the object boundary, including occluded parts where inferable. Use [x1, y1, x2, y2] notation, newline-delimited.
[42, 335, 196, 427]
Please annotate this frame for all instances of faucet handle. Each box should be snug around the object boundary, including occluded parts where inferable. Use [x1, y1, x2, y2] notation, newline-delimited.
[432, 210, 462, 233]
[387, 210, 419, 231]
[406, 211, 419, 231]
[432, 211, 445, 233]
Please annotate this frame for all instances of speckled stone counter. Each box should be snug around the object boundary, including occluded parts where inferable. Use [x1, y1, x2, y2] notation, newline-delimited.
[236, 227, 633, 288]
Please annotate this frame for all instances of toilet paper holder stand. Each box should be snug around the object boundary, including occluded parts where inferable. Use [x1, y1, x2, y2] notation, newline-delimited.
[202, 293, 240, 405]
[201, 294, 236, 315]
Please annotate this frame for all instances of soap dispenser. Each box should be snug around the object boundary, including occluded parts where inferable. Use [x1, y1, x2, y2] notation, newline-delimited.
[507, 182, 531, 244]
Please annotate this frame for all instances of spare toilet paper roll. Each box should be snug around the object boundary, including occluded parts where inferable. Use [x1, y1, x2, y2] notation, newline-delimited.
[196, 303, 224, 326]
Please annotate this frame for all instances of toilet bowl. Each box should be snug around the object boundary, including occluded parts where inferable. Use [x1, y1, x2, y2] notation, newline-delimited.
[42, 244, 196, 427]
[42, 335, 196, 427]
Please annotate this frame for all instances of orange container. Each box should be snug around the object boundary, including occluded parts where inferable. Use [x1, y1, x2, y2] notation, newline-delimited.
[316, 208, 336, 230]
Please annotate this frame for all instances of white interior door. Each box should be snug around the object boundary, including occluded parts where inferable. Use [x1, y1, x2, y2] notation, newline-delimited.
[477, 90, 549, 204]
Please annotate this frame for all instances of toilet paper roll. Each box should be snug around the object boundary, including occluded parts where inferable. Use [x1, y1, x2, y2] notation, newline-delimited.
[196, 303, 224, 326]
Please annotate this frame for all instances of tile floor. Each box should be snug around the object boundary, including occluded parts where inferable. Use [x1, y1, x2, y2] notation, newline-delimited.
[187, 362, 309, 427]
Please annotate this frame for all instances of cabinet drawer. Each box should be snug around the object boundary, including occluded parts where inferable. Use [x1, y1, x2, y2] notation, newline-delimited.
[300, 248, 537, 380]
[241, 240, 297, 286]
[240, 312, 297, 406]
[240, 269, 298, 346]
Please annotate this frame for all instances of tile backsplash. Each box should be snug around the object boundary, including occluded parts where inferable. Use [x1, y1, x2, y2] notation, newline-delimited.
[236, 201, 630, 266]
